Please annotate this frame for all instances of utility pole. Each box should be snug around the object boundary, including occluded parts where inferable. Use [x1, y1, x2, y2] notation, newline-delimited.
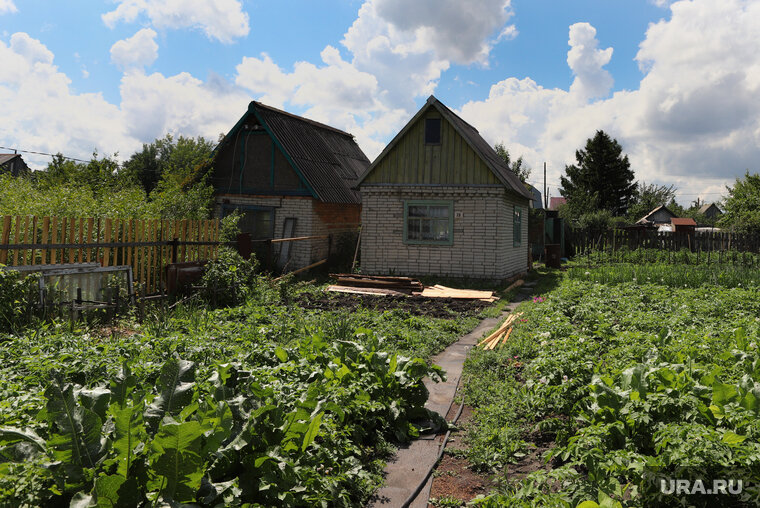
[543, 162, 547, 209]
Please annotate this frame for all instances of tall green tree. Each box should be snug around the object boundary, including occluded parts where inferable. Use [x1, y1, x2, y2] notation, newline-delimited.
[560, 130, 637, 217]
[121, 134, 214, 194]
[718, 171, 760, 233]
[494, 143, 531, 184]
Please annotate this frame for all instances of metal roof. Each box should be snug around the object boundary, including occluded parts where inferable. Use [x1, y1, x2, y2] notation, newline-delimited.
[671, 217, 697, 226]
[357, 96, 533, 201]
[0, 154, 21, 165]
[698, 202, 721, 214]
[223, 102, 369, 204]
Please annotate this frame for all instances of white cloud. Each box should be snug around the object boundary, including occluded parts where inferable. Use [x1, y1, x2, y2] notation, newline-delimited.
[567, 23, 613, 101]
[341, 0, 513, 109]
[102, 0, 249, 43]
[235, 47, 401, 158]
[119, 69, 250, 142]
[0, 33, 136, 168]
[457, 0, 760, 204]
[0, 0, 17, 15]
[0, 32, 250, 170]
[110, 28, 158, 70]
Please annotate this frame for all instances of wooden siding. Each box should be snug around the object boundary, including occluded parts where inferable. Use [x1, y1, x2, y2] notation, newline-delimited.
[364, 110, 500, 186]
[212, 123, 308, 195]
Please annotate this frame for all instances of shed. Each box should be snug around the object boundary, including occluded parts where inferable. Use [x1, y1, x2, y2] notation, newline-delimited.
[698, 202, 722, 219]
[357, 95, 532, 281]
[549, 197, 566, 210]
[211, 101, 370, 270]
[0, 153, 30, 177]
[637, 205, 677, 226]
[671, 217, 696, 234]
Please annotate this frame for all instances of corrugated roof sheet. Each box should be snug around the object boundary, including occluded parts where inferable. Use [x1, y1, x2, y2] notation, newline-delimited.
[0, 154, 20, 165]
[671, 217, 697, 226]
[252, 102, 369, 204]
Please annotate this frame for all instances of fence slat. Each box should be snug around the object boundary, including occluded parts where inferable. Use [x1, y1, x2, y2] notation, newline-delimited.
[0, 216, 11, 264]
[11, 216, 21, 265]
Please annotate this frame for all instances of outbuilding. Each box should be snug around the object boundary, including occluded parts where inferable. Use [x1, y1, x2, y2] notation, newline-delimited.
[211, 101, 370, 270]
[356, 96, 532, 281]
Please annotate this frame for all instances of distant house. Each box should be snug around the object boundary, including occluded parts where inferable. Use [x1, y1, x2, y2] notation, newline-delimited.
[549, 197, 566, 210]
[698, 202, 722, 219]
[357, 95, 533, 281]
[637, 205, 677, 226]
[0, 153, 30, 177]
[527, 184, 543, 210]
[671, 217, 697, 234]
[211, 101, 370, 270]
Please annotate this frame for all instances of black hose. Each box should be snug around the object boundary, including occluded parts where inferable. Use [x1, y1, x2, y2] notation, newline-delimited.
[399, 373, 467, 508]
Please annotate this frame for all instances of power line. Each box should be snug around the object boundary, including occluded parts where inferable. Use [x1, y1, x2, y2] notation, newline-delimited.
[0, 146, 89, 163]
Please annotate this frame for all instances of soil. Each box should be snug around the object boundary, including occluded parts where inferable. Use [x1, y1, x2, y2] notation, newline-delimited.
[427, 404, 557, 506]
[296, 292, 492, 319]
[427, 404, 496, 507]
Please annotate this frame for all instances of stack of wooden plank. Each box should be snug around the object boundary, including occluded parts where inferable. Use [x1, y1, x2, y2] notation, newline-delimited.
[478, 312, 524, 350]
[420, 284, 498, 303]
[328, 273, 423, 296]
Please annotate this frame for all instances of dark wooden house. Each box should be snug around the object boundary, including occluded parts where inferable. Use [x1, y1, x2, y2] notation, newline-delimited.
[357, 95, 533, 281]
[211, 101, 370, 270]
[0, 153, 30, 177]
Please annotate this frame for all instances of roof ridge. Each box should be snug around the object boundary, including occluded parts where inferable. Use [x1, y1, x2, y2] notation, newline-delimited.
[251, 101, 354, 138]
[427, 95, 479, 133]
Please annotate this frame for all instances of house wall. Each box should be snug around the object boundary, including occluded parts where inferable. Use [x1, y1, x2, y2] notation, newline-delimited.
[215, 196, 360, 271]
[649, 209, 676, 224]
[360, 185, 528, 281]
[216, 195, 315, 270]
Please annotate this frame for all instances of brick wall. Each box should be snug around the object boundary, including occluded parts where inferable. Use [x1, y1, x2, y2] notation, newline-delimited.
[215, 195, 318, 270]
[359, 186, 528, 281]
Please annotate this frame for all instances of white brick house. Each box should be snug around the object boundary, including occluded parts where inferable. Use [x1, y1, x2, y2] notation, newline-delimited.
[357, 96, 532, 281]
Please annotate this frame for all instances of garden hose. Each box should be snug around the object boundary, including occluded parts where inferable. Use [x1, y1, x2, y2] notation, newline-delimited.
[399, 371, 467, 508]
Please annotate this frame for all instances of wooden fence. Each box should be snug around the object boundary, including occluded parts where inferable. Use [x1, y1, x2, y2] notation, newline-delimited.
[0, 215, 219, 294]
[568, 228, 760, 264]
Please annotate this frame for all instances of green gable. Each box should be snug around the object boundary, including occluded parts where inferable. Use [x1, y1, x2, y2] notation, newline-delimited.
[362, 109, 501, 186]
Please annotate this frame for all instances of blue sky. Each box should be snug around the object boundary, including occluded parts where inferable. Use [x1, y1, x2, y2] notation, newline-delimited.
[1, 0, 758, 205]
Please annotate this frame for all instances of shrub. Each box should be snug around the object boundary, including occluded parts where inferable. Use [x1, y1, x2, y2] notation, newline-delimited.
[200, 248, 258, 307]
[0, 268, 37, 334]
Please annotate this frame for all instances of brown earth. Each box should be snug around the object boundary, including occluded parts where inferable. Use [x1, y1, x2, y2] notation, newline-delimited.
[427, 404, 557, 507]
[296, 292, 492, 319]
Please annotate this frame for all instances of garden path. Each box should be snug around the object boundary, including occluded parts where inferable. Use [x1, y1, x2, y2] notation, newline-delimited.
[369, 289, 530, 508]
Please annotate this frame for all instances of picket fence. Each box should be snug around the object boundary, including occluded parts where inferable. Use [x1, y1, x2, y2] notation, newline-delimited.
[0, 215, 220, 294]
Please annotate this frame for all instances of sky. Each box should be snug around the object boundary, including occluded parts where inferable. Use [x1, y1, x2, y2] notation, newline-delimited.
[1, 0, 759, 207]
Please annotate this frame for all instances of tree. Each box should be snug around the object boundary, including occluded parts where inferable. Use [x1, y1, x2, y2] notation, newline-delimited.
[560, 130, 637, 217]
[717, 171, 760, 233]
[494, 143, 531, 184]
[121, 134, 214, 194]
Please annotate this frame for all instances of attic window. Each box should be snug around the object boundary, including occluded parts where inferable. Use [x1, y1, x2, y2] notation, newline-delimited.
[425, 118, 441, 145]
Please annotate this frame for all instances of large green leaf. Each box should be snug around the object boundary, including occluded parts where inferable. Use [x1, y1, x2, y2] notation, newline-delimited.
[110, 364, 138, 409]
[0, 426, 47, 461]
[145, 358, 196, 429]
[44, 379, 107, 471]
[111, 402, 147, 478]
[301, 412, 323, 452]
[150, 420, 204, 503]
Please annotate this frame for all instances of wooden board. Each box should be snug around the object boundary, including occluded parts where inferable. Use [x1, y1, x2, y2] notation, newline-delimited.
[420, 285, 496, 300]
[327, 285, 409, 297]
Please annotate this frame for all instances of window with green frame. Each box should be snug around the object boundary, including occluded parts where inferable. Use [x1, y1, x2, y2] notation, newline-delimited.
[404, 200, 453, 245]
[513, 205, 523, 247]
